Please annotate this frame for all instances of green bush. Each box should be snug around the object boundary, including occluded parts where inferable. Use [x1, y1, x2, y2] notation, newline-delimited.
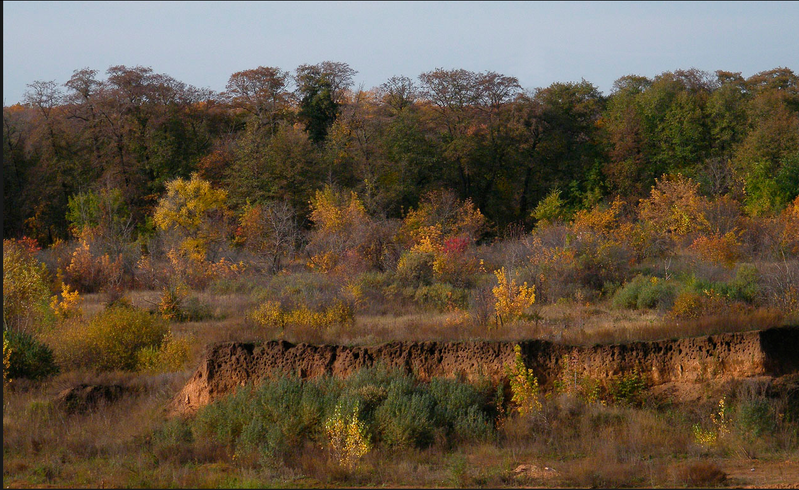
[189, 367, 495, 459]
[429, 378, 494, 442]
[373, 381, 437, 449]
[4, 329, 59, 381]
[395, 250, 435, 287]
[682, 264, 760, 305]
[354, 271, 394, 291]
[635, 278, 678, 310]
[727, 264, 760, 304]
[152, 417, 194, 448]
[182, 297, 214, 322]
[54, 305, 168, 372]
[611, 275, 648, 309]
[612, 275, 678, 311]
[3, 238, 53, 332]
[609, 370, 647, 407]
[735, 399, 776, 439]
[194, 376, 337, 457]
[136, 332, 192, 373]
[413, 283, 469, 312]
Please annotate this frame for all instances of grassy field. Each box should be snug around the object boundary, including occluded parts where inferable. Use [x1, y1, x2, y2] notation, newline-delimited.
[3, 283, 798, 489]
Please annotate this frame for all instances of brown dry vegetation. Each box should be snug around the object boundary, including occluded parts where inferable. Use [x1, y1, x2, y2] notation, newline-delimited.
[4, 179, 799, 488]
[4, 290, 799, 488]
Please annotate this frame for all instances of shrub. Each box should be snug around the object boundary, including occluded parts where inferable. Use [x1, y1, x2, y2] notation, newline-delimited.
[250, 301, 286, 331]
[306, 186, 372, 273]
[3, 329, 59, 381]
[526, 228, 633, 304]
[158, 283, 189, 322]
[264, 271, 347, 312]
[373, 381, 437, 449]
[493, 268, 536, 326]
[325, 402, 371, 470]
[53, 305, 168, 372]
[428, 378, 494, 443]
[63, 239, 124, 293]
[612, 275, 678, 311]
[182, 296, 214, 322]
[236, 201, 299, 274]
[395, 250, 435, 287]
[638, 173, 709, 238]
[669, 270, 758, 318]
[727, 264, 761, 304]
[670, 291, 705, 319]
[401, 190, 486, 246]
[469, 285, 496, 329]
[3, 238, 52, 333]
[608, 370, 647, 407]
[3, 331, 11, 384]
[678, 462, 727, 487]
[153, 173, 230, 263]
[250, 300, 355, 332]
[190, 368, 494, 460]
[532, 189, 570, 226]
[735, 399, 776, 440]
[553, 354, 605, 405]
[49, 283, 83, 320]
[635, 277, 678, 310]
[158, 249, 246, 291]
[398, 190, 485, 286]
[194, 376, 337, 458]
[614, 276, 645, 308]
[413, 283, 469, 312]
[136, 332, 192, 373]
[692, 397, 730, 448]
[505, 344, 541, 415]
[150, 417, 197, 464]
[690, 231, 742, 268]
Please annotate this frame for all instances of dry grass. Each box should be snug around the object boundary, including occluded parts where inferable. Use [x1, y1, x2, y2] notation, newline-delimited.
[4, 276, 797, 488]
[3, 372, 797, 488]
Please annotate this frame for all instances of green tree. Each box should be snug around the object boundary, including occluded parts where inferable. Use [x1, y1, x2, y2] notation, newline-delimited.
[295, 62, 356, 144]
[226, 121, 319, 216]
[734, 69, 799, 214]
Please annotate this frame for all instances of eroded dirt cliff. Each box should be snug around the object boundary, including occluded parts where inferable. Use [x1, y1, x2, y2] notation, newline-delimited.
[168, 326, 798, 415]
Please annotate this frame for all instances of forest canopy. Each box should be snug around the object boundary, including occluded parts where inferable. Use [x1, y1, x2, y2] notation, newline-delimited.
[4, 63, 798, 244]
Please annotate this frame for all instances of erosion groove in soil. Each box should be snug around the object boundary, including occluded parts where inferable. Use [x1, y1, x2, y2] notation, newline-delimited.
[169, 326, 799, 415]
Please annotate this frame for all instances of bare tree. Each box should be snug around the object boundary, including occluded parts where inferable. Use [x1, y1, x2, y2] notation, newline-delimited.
[378, 75, 418, 113]
[240, 200, 300, 273]
[225, 66, 291, 132]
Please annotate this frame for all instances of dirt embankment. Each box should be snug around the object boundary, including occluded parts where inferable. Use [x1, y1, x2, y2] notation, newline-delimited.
[169, 326, 799, 416]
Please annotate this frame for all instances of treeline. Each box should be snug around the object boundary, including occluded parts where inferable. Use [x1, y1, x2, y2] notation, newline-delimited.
[3, 63, 798, 244]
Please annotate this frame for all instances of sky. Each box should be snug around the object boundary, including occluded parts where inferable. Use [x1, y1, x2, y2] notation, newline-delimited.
[3, 1, 798, 105]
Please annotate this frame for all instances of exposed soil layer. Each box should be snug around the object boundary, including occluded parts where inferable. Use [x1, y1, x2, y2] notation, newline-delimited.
[169, 326, 799, 415]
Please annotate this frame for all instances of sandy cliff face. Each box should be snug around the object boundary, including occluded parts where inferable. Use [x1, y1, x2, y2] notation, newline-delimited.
[168, 326, 799, 416]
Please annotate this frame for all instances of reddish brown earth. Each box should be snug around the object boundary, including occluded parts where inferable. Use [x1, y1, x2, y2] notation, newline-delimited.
[168, 326, 799, 415]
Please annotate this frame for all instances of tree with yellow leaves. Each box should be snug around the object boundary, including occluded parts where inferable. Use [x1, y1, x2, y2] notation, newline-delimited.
[638, 174, 709, 238]
[306, 185, 371, 272]
[153, 174, 230, 263]
[492, 267, 536, 327]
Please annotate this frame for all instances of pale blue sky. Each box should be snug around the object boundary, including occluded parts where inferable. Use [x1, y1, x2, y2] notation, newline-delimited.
[3, 1, 798, 104]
